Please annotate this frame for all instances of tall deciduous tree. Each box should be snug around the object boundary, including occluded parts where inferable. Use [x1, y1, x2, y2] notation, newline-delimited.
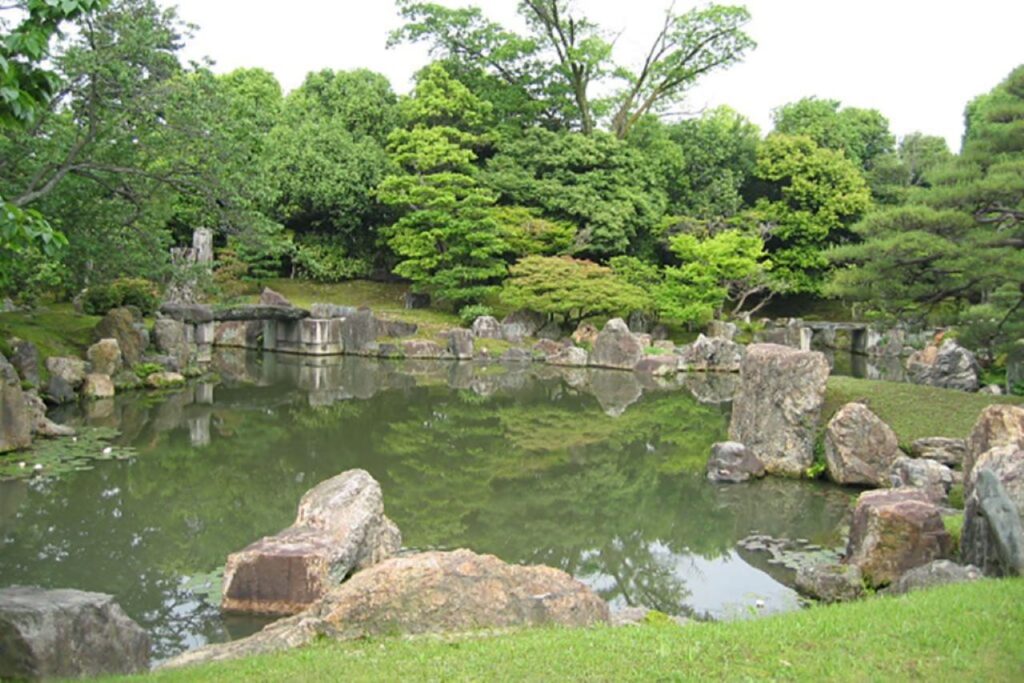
[377, 64, 508, 306]
[750, 133, 871, 293]
[772, 97, 895, 171]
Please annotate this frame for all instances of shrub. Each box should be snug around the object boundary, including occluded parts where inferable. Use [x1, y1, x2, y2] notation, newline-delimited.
[81, 278, 160, 316]
[293, 234, 372, 283]
[133, 362, 165, 379]
[459, 304, 493, 327]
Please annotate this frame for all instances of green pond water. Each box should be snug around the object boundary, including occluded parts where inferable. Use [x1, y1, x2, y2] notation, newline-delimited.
[0, 350, 853, 660]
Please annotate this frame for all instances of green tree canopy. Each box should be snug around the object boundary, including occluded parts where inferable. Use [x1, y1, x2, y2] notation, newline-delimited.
[829, 64, 1024, 361]
[377, 63, 508, 306]
[500, 255, 650, 326]
[483, 127, 666, 259]
[772, 97, 895, 170]
[750, 133, 872, 293]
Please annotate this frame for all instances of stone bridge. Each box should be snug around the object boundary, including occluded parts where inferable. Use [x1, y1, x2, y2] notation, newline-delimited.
[159, 303, 389, 361]
[757, 319, 908, 357]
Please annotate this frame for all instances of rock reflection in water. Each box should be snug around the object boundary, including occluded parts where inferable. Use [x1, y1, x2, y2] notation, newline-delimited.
[0, 351, 850, 660]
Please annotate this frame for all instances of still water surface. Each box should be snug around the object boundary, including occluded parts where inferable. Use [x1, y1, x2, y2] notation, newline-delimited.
[0, 351, 852, 659]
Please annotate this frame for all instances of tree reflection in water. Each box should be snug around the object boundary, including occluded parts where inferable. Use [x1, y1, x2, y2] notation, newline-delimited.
[0, 352, 851, 658]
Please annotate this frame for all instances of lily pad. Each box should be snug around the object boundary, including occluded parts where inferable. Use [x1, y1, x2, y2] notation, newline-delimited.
[0, 426, 136, 481]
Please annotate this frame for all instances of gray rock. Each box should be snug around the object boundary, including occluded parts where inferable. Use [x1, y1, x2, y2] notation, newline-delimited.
[402, 292, 431, 309]
[94, 308, 147, 366]
[0, 586, 149, 679]
[212, 305, 309, 322]
[634, 355, 678, 377]
[81, 373, 115, 400]
[547, 346, 588, 367]
[158, 303, 214, 324]
[221, 469, 401, 616]
[377, 319, 418, 338]
[906, 339, 980, 392]
[44, 375, 77, 405]
[144, 371, 185, 389]
[706, 441, 766, 483]
[45, 356, 86, 388]
[535, 320, 564, 340]
[1, 353, 32, 453]
[21, 391, 74, 438]
[889, 456, 954, 502]
[471, 315, 503, 339]
[590, 318, 643, 370]
[8, 339, 39, 387]
[676, 334, 745, 372]
[964, 404, 1024, 491]
[532, 338, 564, 359]
[824, 402, 902, 487]
[339, 309, 379, 355]
[87, 338, 123, 377]
[401, 340, 445, 359]
[728, 344, 830, 478]
[501, 310, 546, 341]
[259, 287, 292, 307]
[213, 320, 262, 349]
[309, 303, 358, 319]
[706, 320, 738, 341]
[447, 329, 474, 360]
[962, 446, 1024, 576]
[886, 560, 981, 595]
[153, 318, 189, 369]
[980, 384, 1004, 396]
[794, 563, 865, 603]
[910, 437, 968, 468]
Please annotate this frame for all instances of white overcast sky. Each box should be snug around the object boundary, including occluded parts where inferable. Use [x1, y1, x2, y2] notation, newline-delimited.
[172, 0, 1023, 152]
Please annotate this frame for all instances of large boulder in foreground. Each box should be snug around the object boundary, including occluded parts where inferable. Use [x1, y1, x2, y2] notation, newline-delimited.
[964, 404, 1024, 489]
[906, 339, 980, 392]
[221, 469, 401, 616]
[846, 489, 953, 588]
[590, 318, 643, 370]
[728, 344, 830, 477]
[0, 586, 149, 680]
[962, 446, 1024, 576]
[163, 549, 608, 670]
[824, 402, 902, 487]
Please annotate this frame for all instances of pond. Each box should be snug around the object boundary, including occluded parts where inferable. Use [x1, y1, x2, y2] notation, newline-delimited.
[0, 351, 853, 660]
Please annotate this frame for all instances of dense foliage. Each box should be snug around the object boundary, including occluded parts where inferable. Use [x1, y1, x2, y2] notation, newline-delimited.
[0, 0, 1019, 373]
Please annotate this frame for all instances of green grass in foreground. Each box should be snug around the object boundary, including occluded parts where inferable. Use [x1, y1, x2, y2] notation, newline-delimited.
[825, 375, 1023, 448]
[115, 579, 1024, 682]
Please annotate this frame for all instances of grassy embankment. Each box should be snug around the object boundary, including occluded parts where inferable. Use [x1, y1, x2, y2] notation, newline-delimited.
[0, 304, 101, 381]
[824, 375, 1023, 448]
[110, 578, 1024, 682]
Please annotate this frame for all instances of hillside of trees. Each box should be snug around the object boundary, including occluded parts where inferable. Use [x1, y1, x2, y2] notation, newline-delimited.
[2, 0, 1021, 364]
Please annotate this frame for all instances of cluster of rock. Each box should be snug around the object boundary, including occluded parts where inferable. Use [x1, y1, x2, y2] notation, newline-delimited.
[706, 339, 1022, 600]
[161, 469, 609, 670]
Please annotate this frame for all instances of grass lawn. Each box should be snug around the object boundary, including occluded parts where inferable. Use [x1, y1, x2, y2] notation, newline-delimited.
[0, 304, 101, 375]
[825, 375, 1023, 448]
[114, 578, 1024, 682]
[259, 279, 461, 338]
